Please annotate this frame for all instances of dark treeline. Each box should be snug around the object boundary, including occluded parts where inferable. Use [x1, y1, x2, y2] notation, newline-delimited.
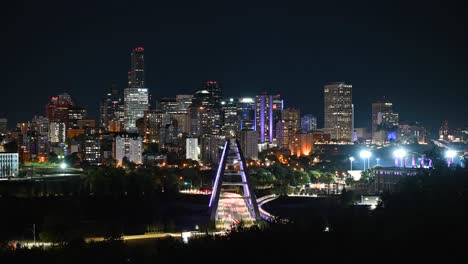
[0, 193, 210, 243]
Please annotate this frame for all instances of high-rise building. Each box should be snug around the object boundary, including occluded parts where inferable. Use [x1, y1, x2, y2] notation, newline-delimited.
[124, 88, 149, 131]
[202, 80, 222, 108]
[222, 98, 239, 137]
[255, 94, 282, 143]
[100, 82, 123, 131]
[301, 114, 317, 132]
[238, 98, 255, 131]
[289, 132, 314, 157]
[82, 136, 101, 166]
[278, 108, 300, 148]
[128, 47, 145, 88]
[186, 137, 199, 161]
[113, 134, 143, 164]
[240, 130, 259, 160]
[323, 82, 353, 141]
[68, 106, 87, 128]
[372, 98, 399, 144]
[398, 121, 426, 144]
[124, 47, 149, 132]
[46, 93, 74, 124]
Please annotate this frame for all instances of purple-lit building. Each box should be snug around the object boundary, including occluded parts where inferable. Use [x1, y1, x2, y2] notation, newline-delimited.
[255, 93, 282, 143]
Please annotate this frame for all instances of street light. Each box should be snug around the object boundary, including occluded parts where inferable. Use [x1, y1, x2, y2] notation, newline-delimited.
[359, 150, 371, 170]
[349, 157, 355, 171]
[60, 162, 67, 170]
[393, 149, 406, 168]
[445, 150, 457, 167]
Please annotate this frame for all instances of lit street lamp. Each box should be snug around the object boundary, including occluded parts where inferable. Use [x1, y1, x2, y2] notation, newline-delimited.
[349, 157, 355, 170]
[445, 150, 457, 167]
[60, 163, 67, 170]
[359, 150, 371, 170]
[393, 149, 406, 168]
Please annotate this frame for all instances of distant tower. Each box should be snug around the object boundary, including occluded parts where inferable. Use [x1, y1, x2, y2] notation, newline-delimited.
[209, 139, 261, 229]
[129, 47, 145, 88]
[323, 82, 353, 141]
[301, 114, 317, 132]
[202, 80, 222, 108]
[255, 93, 282, 143]
[124, 47, 149, 131]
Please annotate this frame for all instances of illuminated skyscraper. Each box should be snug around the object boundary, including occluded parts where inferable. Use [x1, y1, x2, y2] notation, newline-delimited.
[238, 97, 255, 131]
[372, 98, 399, 144]
[202, 80, 222, 108]
[100, 82, 123, 131]
[124, 88, 149, 131]
[255, 93, 282, 143]
[323, 82, 353, 141]
[301, 114, 317, 132]
[124, 47, 149, 132]
[128, 47, 145, 88]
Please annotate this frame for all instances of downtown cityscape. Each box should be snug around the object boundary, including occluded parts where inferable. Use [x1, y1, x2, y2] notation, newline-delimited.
[1, 0, 468, 262]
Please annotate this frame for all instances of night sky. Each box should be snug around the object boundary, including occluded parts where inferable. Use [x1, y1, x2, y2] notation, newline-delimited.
[2, 0, 468, 135]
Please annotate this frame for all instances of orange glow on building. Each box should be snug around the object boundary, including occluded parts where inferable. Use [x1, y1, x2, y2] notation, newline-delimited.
[289, 132, 314, 157]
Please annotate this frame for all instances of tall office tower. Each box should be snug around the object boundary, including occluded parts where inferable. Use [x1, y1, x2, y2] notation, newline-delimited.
[173, 95, 192, 134]
[276, 108, 300, 149]
[143, 110, 164, 144]
[186, 137, 199, 161]
[81, 136, 101, 166]
[124, 88, 149, 131]
[301, 114, 317, 132]
[222, 98, 239, 137]
[203, 80, 222, 108]
[31, 116, 49, 157]
[240, 129, 259, 160]
[68, 106, 87, 128]
[175, 95, 193, 111]
[113, 134, 143, 164]
[238, 97, 255, 131]
[189, 90, 214, 136]
[323, 82, 353, 141]
[289, 132, 314, 157]
[371, 98, 399, 144]
[128, 47, 145, 88]
[46, 93, 74, 123]
[399, 121, 426, 144]
[100, 82, 122, 130]
[282, 108, 300, 135]
[31, 116, 49, 135]
[255, 93, 282, 143]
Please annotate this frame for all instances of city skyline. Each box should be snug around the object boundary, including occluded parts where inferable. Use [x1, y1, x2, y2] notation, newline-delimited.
[2, 1, 467, 133]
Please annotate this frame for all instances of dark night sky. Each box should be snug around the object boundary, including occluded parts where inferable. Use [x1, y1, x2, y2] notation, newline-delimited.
[2, 0, 468, 135]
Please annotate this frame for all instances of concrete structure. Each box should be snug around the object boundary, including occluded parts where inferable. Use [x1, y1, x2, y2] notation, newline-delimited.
[255, 93, 282, 143]
[289, 132, 314, 157]
[128, 47, 145, 88]
[372, 98, 399, 144]
[186, 137, 199, 161]
[209, 139, 261, 230]
[124, 88, 149, 132]
[0, 153, 19, 177]
[113, 134, 143, 164]
[301, 114, 317, 132]
[324, 82, 353, 141]
[239, 130, 259, 160]
[82, 136, 101, 166]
